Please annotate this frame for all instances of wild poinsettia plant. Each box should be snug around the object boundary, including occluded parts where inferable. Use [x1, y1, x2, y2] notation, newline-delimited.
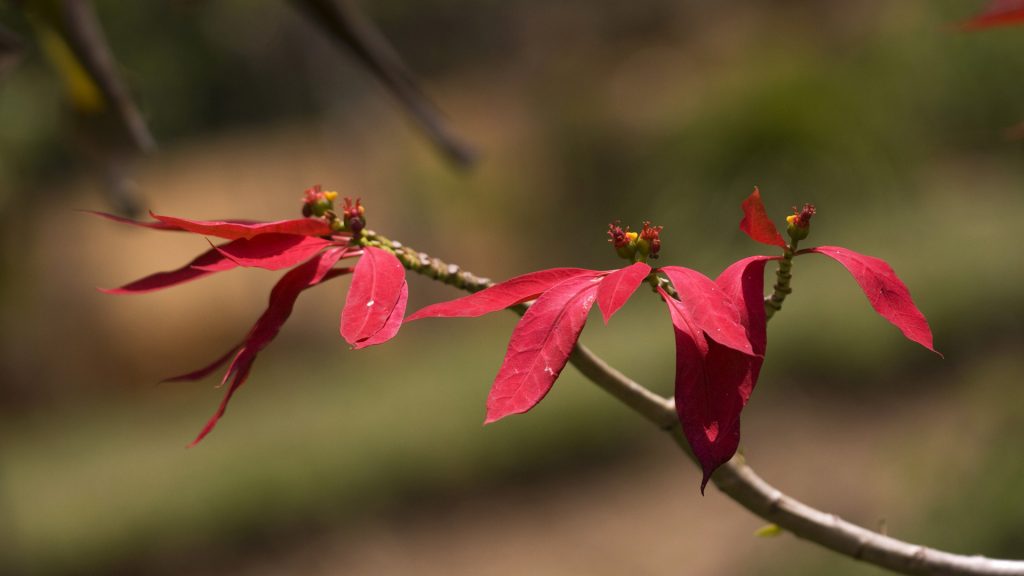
[96, 187, 409, 445]
[98, 187, 937, 491]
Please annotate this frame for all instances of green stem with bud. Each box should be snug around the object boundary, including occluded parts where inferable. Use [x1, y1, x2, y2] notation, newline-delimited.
[765, 239, 798, 320]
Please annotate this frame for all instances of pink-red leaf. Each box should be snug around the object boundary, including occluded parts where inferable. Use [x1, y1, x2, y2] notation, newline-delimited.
[661, 266, 755, 356]
[660, 287, 761, 492]
[485, 274, 602, 424]
[740, 187, 786, 248]
[962, 0, 1024, 30]
[341, 247, 407, 347]
[801, 246, 939, 355]
[715, 256, 779, 356]
[187, 249, 349, 446]
[201, 234, 336, 271]
[596, 262, 651, 324]
[405, 268, 595, 322]
[100, 244, 238, 294]
[150, 212, 333, 240]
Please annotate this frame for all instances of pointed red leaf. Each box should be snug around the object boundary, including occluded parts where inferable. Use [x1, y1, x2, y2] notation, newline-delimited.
[596, 262, 651, 324]
[188, 249, 349, 446]
[86, 210, 187, 231]
[100, 244, 238, 294]
[150, 212, 333, 240]
[715, 256, 779, 356]
[162, 343, 243, 383]
[201, 234, 336, 271]
[801, 246, 939, 355]
[740, 187, 787, 248]
[405, 268, 595, 322]
[485, 274, 602, 424]
[340, 247, 407, 347]
[352, 280, 409, 350]
[660, 287, 762, 492]
[661, 266, 756, 356]
[962, 0, 1024, 30]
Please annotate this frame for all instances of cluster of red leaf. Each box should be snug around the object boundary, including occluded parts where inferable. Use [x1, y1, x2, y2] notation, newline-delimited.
[406, 189, 939, 490]
[96, 187, 408, 446]
[99, 188, 938, 490]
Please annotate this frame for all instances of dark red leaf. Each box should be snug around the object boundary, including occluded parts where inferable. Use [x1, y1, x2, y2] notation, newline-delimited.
[715, 256, 779, 356]
[801, 246, 940, 355]
[962, 0, 1024, 29]
[485, 274, 602, 424]
[187, 249, 350, 446]
[150, 211, 333, 240]
[100, 245, 238, 294]
[405, 268, 595, 322]
[660, 287, 762, 492]
[661, 266, 756, 356]
[596, 262, 651, 324]
[203, 234, 336, 271]
[340, 247, 407, 347]
[740, 187, 787, 248]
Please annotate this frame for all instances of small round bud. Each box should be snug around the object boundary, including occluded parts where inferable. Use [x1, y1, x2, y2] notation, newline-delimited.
[786, 204, 816, 241]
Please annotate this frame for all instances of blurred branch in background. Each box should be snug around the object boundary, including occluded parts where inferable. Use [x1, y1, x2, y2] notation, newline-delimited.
[289, 0, 477, 167]
[0, 20, 22, 79]
[17, 0, 155, 214]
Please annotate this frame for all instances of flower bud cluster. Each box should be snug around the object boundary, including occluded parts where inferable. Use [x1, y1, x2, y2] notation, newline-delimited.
[785, 204, 816, 241]
[607, 220, 663, 262]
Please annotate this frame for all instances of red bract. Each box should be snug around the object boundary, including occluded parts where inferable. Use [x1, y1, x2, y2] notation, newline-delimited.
[739, 187, 786, 248]
[735, 188, 940, 356]
[962, 0, 1024, 30]
[407, 263, 653, 423]
[96, 190, 410, 444]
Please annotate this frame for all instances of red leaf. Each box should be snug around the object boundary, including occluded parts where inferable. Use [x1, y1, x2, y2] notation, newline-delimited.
[740, 187, 787, 248]
[187, 249, 350, 446]
[715, 256, 779, 356]
[485, 274, 602, 424]
[162, 343, 243, 383]
[352, 281, 408, 350]
[86, 210, 188, 231]
[661, 266, 756, 356]
[405, 268, 594, 322]
[100, 244, 238, 294]
[596, 262, 651, 324]
[801, 246, 940, 355]
[150, 212, 333, 240]
[962, 0, 1024, 29]
[340, 247, 407, 347]
[660, 287, 762, 492]
[202, 234, 336, 271]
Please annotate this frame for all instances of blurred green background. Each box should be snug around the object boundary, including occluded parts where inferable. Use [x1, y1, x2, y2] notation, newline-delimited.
[1, 1, 1023, 574]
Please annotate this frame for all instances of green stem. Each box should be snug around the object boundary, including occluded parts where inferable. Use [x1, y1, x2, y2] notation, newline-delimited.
[765, 239, 799, 320]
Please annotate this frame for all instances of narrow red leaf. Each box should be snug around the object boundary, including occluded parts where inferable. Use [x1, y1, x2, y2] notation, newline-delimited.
[740, 187, 787, 248]
[596, 262, 651, 324]
[150, 212, 333, 240]
[340, 247, 407, 347]
[162, 343, 243, 383]
[661, 266, 756, 356]
[201, 234, 336, 271]
[485, 274, 602, 424]
[962, 0, 1024, 30]
[801, 246, 940, 355]
[100, 244, 238, 294]
[660, 287, 761, 492]
[86, 210, 187, 231]
[715, 255, 779, 356]
[352, 280, 409, 349]
[405, 268, 595, 322]
[188, 249, 349, 446]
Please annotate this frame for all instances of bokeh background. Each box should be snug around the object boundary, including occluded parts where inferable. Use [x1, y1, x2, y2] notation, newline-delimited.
[2, 1, 1023, 574]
